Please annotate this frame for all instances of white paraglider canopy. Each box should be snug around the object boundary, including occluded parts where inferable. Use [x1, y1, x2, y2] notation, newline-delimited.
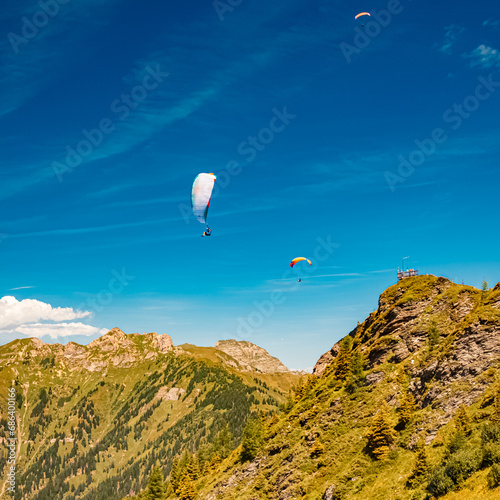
[191, 173, 216, 225]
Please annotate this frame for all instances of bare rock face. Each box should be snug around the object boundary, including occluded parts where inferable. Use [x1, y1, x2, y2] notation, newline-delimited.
[147, 332, 174, 353]
[312, 343, 340, 377]
[323, 485, 335, 500]
[313, 275, 500, 431]
[214, 339, 290, 373]
[157, 386, 185, 401]
[31, 338, 43, 349]
[88, 327, 132, 351]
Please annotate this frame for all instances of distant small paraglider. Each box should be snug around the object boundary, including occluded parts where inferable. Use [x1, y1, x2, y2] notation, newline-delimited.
[191, 173, 216, 237]
[290, 257, 312, 282]
[355, 11, 371, 27]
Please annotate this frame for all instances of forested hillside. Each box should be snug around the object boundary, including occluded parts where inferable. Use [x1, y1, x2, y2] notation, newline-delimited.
[0, 331, 298, 499]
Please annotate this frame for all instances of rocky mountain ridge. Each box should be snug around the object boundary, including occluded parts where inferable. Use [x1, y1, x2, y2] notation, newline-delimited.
[0, 328, 292, 374]
[314, 276, 500, 431]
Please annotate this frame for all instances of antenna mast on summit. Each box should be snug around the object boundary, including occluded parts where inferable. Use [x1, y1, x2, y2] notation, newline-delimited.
[402, 256, 409, 271]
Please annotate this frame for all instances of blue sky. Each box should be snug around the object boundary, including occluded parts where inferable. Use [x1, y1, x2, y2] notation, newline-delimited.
[0, 0, 499, 370]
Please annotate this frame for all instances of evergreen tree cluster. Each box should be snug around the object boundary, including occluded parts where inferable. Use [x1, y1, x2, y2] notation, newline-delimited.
[321, 336, 365, 392]
[240, 414, 265, 462]
[365, 401, 396, 460]
[425, 405, 500, 497]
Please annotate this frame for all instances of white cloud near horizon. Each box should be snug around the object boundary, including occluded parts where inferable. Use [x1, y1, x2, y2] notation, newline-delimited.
[14, 322, 108, 339]
[0, 296, 110, 340]
[0, 296, 90, 329]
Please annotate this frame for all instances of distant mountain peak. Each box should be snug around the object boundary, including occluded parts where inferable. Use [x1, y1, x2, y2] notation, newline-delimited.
[105, 327, 126, 337]
[214, 339, 290, 374]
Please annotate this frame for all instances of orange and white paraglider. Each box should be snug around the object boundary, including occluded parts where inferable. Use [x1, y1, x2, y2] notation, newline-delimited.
[355, 11, 371, 26]
[290, 257, 312, 282]
[191, 173, 216, 237]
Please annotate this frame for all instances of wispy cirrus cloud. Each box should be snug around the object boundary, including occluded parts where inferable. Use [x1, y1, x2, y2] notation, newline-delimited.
[437, 25, 465, 54]
[8, 218, 181, 239]
[51, 48, 277, 174]
[0, 0, 122, 117]
[483, 19, 500, 28]
[464, 44, 500, 69]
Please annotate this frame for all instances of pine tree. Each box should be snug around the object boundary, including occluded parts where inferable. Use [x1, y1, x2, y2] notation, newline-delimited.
[177, 475, 197, 500]
[408, 438, 429, 487]
[454, 405, 471, 435]
[268, 412, 279, 427]
[428, 321, 440, 348]
[366, 401, 396, 459]
[304, 374, 318, 393]
[348, 350, 364, 379]
[398, 391, 416, 427]
[144, 466, 165, 500]
[345, 350, 365, 392]
[214, 423, 232, 458]
[310, 438, 325, 458]
[294, 376, 308, 402]
[207, 453, 221, 473]
[482, 280, 490, 301]
[333, 336, 353, 380]
[169, 457, 181, 494]
[186, 455, 200, 481]
[492, 386, 500, 424]
[240, 415, 264, 461]
[282, 390, 295, 412]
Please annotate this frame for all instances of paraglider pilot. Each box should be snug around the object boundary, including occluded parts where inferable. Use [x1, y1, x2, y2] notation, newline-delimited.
[202, 226, 212, 237]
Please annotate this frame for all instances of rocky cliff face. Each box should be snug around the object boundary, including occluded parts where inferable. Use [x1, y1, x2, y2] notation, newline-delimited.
[314, 275, 500, 433]
[214, 339, 290, 374]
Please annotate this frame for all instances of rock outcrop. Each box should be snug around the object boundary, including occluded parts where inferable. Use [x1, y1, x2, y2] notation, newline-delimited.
[214, 339, 290, 373]
[314, 275, 500, 427]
